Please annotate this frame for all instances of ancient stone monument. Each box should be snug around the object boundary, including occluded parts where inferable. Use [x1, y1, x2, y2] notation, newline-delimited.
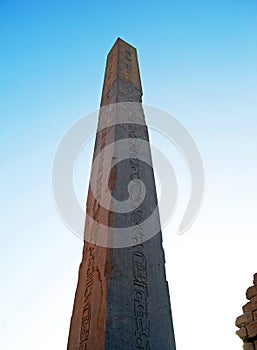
[236, 273, 257, 350]
[67, 38, 177, 349]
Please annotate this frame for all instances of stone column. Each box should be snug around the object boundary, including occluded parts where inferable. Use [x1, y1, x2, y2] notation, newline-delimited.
[67, 38, 176, 350]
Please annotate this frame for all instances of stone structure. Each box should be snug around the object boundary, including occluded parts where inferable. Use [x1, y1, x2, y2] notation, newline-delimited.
[236, 273, 257, 350]
[67, 38, 176, 349]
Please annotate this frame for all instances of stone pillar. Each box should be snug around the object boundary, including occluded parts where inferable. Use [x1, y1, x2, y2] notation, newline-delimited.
[67, 38, 176, 350]
[236, 273, 257, 350]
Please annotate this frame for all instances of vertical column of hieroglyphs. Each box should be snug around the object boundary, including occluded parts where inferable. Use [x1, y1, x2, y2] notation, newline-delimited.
[104, 38, 177, 349]
[236, 273, 257, 350]
[67, 41, 119, 350]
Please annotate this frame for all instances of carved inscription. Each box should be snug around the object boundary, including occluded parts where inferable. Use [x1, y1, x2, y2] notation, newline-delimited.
[79, 105, 110, 346]
[127, 110, 151, 349]
[132, 240, 151, 349]
[90, 129, 107, 244]
[133, 254, 151, 350]
[79, 247, 96, 349]
[102, 38, 142, 107]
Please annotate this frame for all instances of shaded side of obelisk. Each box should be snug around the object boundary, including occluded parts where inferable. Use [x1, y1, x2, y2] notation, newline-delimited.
[67, 38, 176, 350]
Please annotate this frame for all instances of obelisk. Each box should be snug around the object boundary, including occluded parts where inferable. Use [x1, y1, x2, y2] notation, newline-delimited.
[67, 38, 176, 349]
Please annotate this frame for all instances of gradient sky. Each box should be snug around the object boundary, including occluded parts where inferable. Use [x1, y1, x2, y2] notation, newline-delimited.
[1, 1, 257, 349]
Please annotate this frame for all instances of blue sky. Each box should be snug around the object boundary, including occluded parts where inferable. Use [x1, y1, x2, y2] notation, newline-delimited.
[1, 1, 257, 349]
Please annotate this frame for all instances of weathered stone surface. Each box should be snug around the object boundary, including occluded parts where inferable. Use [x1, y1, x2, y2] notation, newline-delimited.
[247, 286, 257, 300]
[253, 273, 257, 286]
[243, 302, 252, 313]
[67, 38, 176, 349]
[251, 296, 257, 311]
[236, 326, 248, 340]
[67, 244, 109, 349]
[243, 343, 255, 350]
[100, 38, 142, 107]
[236, 313, 253, 327]
[236, 274, 257, 349]
[253, 311, 257, 321]
[246, 321, 257, 339]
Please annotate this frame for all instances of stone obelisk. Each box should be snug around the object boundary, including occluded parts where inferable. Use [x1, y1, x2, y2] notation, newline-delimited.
[67, 38, 176, 349]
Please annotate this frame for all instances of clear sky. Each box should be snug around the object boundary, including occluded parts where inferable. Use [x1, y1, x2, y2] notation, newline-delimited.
[1, 1, 257, 349]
